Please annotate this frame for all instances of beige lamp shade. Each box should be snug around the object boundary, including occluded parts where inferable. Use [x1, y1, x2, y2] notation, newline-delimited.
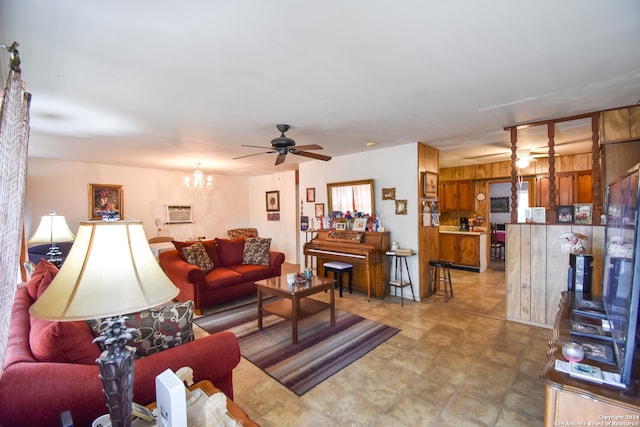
[27, 213, 76, 244]
[30, 220, 179, 321]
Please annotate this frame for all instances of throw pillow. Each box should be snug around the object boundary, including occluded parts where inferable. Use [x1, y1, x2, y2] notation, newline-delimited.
[215, 238, 245, 267]
[242, 237, 272, 266]
[172, 239, 219, 265]
[87, 300, 195, 359]
[30, 316, 101, 364]
[26, 259, 59, 300]
[181, 242, 214, 272]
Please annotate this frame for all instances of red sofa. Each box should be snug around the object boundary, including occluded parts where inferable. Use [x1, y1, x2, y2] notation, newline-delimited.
[159, 237, 285, 314]
[0, 266, 241, 427]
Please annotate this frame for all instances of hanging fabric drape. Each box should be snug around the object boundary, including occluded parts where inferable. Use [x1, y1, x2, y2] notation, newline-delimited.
[0, 49, 31, 373]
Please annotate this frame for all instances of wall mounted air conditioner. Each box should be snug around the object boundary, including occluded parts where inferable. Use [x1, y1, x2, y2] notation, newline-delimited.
[166, 204, 193, 224]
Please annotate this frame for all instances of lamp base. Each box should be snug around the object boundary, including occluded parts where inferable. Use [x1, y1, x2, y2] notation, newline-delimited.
[46, 245, 63, 267]
[95, 317, 136, 427]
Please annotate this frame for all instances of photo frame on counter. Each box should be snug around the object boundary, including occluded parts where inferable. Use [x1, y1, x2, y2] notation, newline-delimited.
[266, 190, 280, 212]
[89, 183, 123, 220]
[574, 203, 593, 225]
[557, 205, 574, 223]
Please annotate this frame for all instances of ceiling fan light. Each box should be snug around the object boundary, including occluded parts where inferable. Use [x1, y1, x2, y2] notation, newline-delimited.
[516, 156, 530, 168]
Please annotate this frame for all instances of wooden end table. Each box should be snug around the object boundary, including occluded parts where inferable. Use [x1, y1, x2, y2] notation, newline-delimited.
[256, 275, 336, 344]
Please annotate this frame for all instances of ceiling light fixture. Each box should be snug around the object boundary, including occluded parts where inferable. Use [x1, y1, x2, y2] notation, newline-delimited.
[516, 155, 530, 169]
[183, 163, 213, 193]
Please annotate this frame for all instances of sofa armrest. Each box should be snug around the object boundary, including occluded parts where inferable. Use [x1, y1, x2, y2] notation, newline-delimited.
[158, 249, 207, 303]
[133, 331, 241, 402]
[269, 250, 285, 276]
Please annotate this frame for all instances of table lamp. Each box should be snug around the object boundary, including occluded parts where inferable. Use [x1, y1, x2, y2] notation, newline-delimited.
[30, 220, 179, 427]
[27, 211, 76, 267]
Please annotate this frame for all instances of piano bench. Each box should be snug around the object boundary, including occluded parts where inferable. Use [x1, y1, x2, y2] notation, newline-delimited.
[323, 262, 353, 297]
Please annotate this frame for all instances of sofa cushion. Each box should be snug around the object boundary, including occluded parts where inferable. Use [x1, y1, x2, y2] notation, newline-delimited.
[203, 267, 244, 289]
[242, 237, 272, 266]
[88, 300, 195, 359]
[26, 259, 59, 300]
[181, 242, 214, 272]
[215, 238, 245, 267]
[230, 263, 273, 282]
[29, 316, 101, 364]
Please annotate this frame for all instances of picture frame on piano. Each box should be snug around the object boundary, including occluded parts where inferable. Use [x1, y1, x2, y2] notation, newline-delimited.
[353, 217, 368, 232]
[336, 222, 347, 230]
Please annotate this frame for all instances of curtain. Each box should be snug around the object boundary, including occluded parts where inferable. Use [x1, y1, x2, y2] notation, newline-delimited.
[331, 184, 372, 215]
[0, 63, 31, 373]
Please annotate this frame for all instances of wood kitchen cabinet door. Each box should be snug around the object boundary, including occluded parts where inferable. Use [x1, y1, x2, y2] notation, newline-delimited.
[557, 173, 575, 206]
[576, 172, 593, 203]
[458, 235, 480, 266]
[438, 233, 457, 262]
[457, 181, 473, 211]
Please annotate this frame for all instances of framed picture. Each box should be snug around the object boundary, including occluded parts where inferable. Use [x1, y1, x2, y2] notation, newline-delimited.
[490, 197, 510, 213]
[556, 205, 574, 223]
[267, 212, 280, 221]
[89, 183, 123, 220]
[424, 172, 438, 197]
[315, 203, 325, 218]
[353, 217, 368, 232]
[574, 203, 593, 225]
[266, 190, 280, 212]
[395, 199, 408, 215]
[382, 188, 396, 200]
[306, 187, 315, 202]
[335, 222, 347, 231]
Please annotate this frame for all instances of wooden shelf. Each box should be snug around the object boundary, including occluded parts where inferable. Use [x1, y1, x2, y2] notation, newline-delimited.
[263, 298, 330, 322]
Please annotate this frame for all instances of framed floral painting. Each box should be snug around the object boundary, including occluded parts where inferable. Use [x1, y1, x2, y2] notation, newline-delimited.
[89, 183, 123, 220]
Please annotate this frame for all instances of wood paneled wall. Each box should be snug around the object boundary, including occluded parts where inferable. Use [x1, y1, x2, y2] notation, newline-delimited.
[418, 143, 439, 299]
[505, 223, 605, 327]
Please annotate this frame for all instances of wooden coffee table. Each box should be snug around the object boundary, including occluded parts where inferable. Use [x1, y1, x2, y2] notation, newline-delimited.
[256, 275, 336, 344]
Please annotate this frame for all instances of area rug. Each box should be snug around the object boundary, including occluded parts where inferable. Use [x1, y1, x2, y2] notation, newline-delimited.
[194, 299, 400, 396]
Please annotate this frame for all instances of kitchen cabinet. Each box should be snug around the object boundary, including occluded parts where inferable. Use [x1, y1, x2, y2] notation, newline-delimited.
[535, 172, 592, 208]
[438, 230, 486, 272]
[439, 181, 473, 211]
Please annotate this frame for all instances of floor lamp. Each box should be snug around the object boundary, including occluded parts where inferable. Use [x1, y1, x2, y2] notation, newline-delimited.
[29, 220, 179, 427]
[27, 211, 76, 267]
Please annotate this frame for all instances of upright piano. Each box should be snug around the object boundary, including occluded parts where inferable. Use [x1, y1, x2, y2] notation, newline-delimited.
[304, 230, 390, 301]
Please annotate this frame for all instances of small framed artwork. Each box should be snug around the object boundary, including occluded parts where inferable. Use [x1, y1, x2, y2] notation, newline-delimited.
[395, 199, 408, 215]
[315, 203, 325, 218]
[574, 203, 593, 225]
[490, 197, 510, 213]
[306, 187, 315, 202]
[266, 190, 280, 212]
[382, 188, 396, 200]
[335, 222, 347, 231]
[353, 217, 368, 232]
[267, 212, 280, 221]
[89, 183, 123, 220]
[556, 205, 574, 223]
[424, 172, 438, 198]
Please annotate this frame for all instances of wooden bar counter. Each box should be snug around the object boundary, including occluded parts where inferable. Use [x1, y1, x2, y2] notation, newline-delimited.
[541, 292, 640, 426]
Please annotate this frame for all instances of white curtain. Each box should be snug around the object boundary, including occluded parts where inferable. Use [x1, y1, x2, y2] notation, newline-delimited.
[0, 66, 31, 373]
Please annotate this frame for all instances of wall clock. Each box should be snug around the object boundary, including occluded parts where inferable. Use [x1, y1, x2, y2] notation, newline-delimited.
[476, 192, 486, 201]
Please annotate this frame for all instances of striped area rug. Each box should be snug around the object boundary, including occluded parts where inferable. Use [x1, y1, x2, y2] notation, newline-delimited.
[194, 299, 400, 396]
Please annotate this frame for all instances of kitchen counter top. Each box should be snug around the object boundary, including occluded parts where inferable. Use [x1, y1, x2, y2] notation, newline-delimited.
[439, 226, 487, 235]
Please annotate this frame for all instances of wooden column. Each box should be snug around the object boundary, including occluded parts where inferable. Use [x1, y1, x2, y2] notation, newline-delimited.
[547, 122, 557, 222]
[591, 113, 602, 224]
[510, 127, 518, 224]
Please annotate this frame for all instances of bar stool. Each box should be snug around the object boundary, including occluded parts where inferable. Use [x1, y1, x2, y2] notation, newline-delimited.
[428, 260, 454, 302]
[323, 261, 353, 297]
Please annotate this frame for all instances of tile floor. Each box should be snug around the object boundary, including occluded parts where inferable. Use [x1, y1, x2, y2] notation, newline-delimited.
[194, 264, 552, 426]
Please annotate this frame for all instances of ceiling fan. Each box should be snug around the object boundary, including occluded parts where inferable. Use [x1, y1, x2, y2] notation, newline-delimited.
[233, 124, 332, 166]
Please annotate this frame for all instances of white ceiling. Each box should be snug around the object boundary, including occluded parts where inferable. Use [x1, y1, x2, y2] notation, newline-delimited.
[1, 1, 639, 176]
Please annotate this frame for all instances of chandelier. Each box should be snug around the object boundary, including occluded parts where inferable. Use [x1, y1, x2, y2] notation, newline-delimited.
[183, 163, 213, 193]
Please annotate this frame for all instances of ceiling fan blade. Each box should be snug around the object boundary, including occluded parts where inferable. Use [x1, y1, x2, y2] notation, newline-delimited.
[275, 153, 287, 165]
[291, 144, 323, 151]
[232, 150, 274, 160]
[293, 151, 332, 161]
[241, 144, 274, 149]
